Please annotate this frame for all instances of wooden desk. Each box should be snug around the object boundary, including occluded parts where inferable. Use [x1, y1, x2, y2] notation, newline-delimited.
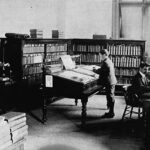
[42, 84, 101, 126]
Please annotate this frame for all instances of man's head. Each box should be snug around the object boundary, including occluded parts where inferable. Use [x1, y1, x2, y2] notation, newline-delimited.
[139, 62, 149, 74]
[100, 49, 109, 61]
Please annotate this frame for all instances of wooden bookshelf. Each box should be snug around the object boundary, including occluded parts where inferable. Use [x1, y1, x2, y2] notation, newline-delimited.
[0, 38, 69, 86]
[0, 37, 145, 94]
[69, 39, 145, 86]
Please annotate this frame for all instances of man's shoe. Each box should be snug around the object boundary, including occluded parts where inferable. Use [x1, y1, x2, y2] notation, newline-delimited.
[103, 112, 115, 118]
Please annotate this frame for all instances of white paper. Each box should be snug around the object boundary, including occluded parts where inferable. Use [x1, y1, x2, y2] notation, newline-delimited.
[60, 55, 76, 70]
[45, 75, 53, 87]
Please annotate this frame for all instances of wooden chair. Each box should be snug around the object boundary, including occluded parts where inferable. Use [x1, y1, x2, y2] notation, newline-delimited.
[122, 85, 143, 120]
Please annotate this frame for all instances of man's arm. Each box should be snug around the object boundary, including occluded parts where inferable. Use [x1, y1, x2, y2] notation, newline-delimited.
[93, 68, 101, 74]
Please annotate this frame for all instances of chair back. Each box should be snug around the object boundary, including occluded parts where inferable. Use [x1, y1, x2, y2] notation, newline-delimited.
[123, 85, 141, 107]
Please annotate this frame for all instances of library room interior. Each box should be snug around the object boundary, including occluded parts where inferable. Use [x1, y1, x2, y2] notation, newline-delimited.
[1, 0, 150, 150]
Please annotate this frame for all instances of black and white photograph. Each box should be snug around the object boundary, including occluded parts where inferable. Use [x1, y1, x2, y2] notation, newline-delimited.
[0, 0, 150, 149]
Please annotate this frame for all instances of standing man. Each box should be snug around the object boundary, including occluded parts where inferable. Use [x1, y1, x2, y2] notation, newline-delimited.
[94, 49, 117, 118]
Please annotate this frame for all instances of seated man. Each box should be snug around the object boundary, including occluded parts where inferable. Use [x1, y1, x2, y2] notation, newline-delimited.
[131, 62, 150, 99]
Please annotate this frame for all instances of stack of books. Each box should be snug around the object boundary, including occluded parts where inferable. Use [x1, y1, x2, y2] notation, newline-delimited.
[3, 112, 28, 144]
[52, 30, 64, 39]
[58, 30, 64, 38]
[52, 30, 59, 39]
[0, 116, 12, 149]
[30, 29, 43, 38]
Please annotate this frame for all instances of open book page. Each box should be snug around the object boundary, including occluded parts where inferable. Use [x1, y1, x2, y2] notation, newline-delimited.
[53, 70, 96, 84]
[60, 55, 76, 70]
[72, 67, 99, 78]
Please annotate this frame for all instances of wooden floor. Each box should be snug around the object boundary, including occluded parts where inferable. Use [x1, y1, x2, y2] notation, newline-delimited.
[15, 95, 149, 150]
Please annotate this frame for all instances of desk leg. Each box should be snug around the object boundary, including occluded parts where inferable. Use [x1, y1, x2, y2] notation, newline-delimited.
[81, 97, 88, 126]
[42, 97, 47, 124]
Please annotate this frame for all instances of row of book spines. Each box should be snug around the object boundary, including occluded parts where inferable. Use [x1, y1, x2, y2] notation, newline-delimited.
[23, 54, 43, 65]
[46, 44, 68, 52]
[46, 52, 67, 62]
[107, 45, 141, 56]
[73, 45, 105, 52]
[117, 77, 132, 84]
[115, 68, 138, 76]
[78, 54, 140, 67]
[80, 53, 102, 63]
[22, 74, 42, 84]
[23, 45, 44, 53]
[110, 57, 141, 68]
[23, 51, 67, 65]
[73, 44, 141, 56]
[23, 44, 67, 53]
[23, 65, 42, 75]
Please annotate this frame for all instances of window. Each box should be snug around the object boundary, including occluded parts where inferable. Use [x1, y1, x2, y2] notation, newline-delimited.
[112, 0, 150, 55]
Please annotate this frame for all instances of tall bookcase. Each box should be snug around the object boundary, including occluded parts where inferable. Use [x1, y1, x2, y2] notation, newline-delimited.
[0, 38, 69, 86]
[69, 39, 145, 86]
[0, 38, 70, 110]
[0, 38, 145, 87]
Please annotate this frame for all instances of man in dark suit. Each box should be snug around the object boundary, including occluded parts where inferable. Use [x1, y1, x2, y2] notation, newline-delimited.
[94, 49, 117, 118]
[131, 62, 150, 97]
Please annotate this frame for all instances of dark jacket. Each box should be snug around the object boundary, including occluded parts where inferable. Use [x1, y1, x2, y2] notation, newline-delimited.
[131, 72, 150, 97]
[95, 58, 117, 86]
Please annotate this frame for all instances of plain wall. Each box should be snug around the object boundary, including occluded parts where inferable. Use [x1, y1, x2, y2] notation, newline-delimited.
[0, 0, 112, 38]
[65, 0, 112, 38]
